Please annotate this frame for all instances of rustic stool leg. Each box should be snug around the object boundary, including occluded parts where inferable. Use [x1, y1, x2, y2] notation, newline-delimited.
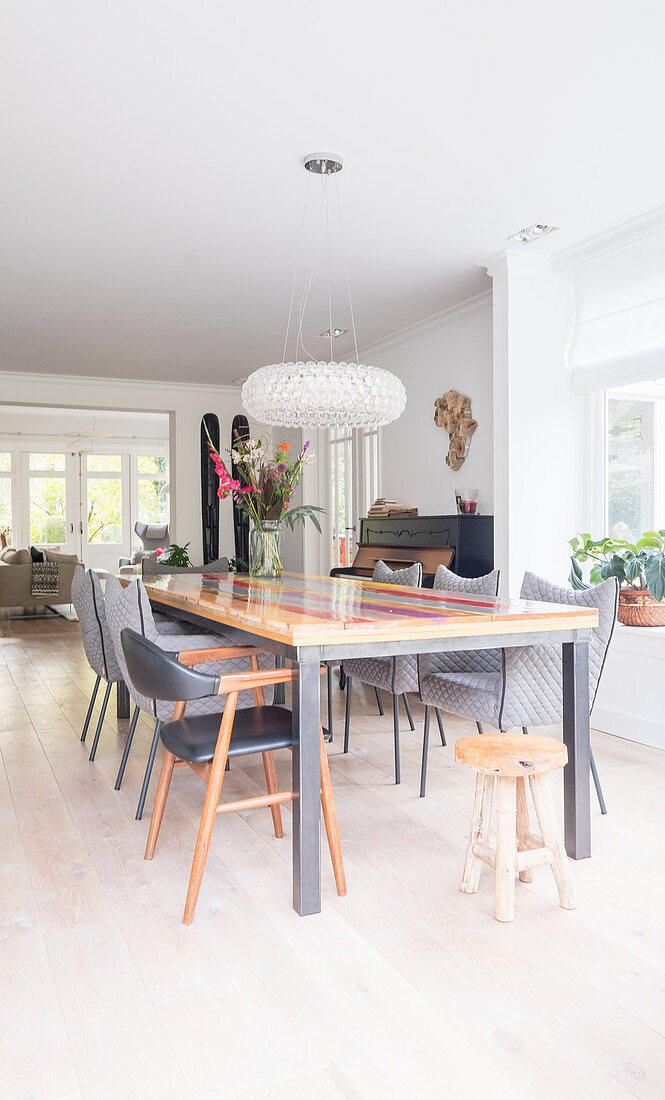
[495, 776, 517, 922]
[516, 776, 534, 884]
[461, 774, 494, 894]
[529, 773, 577, 910]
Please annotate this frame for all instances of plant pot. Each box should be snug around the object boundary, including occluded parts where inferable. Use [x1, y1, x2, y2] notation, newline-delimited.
[618, 587, 665, 627]
[249, 520, 283, 578]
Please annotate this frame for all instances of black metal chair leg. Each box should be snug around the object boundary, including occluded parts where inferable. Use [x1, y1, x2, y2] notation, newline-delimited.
[402, 693, 415, 731]
[81, 674, 101, 742]
[373, 686, 384, 716]
[136, 719, 162, 820]
[392, 693, 401, 784]
[89, 680, 112, 761]
[420, 706, 431, 797]
[435, 707, 446, 746]
[590, 748, 607, 814]
[476, 721, 484, 734]
[114, 705, 140, 790]
[327, 665, 334, 742]
[343, 676, 352, 753]
[339, 665, 346, 690]
[522, 726, 529, 734]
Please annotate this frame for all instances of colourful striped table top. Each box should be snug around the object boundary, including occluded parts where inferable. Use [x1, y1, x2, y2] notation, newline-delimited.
[142, 572, 598, 648]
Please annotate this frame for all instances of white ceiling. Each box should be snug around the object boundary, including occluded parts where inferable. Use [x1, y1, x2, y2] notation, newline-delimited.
[2, 1, 665, 384]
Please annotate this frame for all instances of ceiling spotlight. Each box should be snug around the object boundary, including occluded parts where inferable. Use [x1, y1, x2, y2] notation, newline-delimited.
[319, 328, 348, 339]
[508, 223, 558, 244]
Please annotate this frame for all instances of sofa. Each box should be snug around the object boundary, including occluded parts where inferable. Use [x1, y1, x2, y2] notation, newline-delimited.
[0, 547, 81, 610]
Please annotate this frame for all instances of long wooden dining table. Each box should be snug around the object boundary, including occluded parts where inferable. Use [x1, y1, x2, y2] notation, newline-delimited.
[138, 571, 598, 916]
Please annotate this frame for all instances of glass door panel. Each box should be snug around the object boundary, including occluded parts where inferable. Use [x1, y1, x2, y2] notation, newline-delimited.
[22, 452, 77, 551]
[83, 454, 130, 573]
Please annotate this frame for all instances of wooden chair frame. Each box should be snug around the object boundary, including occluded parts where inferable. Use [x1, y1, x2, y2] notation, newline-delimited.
[143, 647, 346, 924]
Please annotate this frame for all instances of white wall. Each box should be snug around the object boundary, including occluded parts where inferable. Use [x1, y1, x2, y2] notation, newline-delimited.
[489, 254, 578, 594]
[363, 295, 494, 518]
[0, 371, 243, 564]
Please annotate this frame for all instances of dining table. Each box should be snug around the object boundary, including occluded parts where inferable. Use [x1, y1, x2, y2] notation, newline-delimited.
[137, 570, 598, 917]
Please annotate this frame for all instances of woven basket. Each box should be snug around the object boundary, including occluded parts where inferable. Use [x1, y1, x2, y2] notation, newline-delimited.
[618, 587, 665, 627]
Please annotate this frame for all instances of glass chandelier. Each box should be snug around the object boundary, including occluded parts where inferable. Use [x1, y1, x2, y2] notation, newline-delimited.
[242, 153, 407, 429]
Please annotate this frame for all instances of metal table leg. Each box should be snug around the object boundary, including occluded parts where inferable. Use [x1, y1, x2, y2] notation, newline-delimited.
[292, 659, 321, 916]
[116, 680, 130, 719]
[562, 640, 591, 859]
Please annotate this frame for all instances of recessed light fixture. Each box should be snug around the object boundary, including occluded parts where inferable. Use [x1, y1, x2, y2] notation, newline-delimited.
[507, 223, 558, 245]
[232, 376, 247, 384]
[318, 327, 348, 339]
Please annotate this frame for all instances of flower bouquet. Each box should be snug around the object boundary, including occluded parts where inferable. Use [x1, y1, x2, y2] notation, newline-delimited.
[205, 425, 323, 577]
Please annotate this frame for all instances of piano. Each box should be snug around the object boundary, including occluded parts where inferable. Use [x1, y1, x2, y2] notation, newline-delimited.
[331, 513, 494, 587]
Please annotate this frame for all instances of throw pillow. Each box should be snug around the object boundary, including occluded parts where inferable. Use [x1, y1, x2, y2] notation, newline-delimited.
[43, 549, 79, 564]
[30, 546, 45, 563]
[1, 548, 32, 565]
[372, 559, 422, 587]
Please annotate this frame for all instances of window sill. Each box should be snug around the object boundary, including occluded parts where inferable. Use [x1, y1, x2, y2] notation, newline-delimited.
[608, 620, 665, 658]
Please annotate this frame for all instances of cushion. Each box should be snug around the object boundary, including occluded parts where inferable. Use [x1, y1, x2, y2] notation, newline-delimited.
[372, 559, 422, 587]
[1, 548, 31, 565]
[43, 549, 79, 564]
[30, 546, 45, 563]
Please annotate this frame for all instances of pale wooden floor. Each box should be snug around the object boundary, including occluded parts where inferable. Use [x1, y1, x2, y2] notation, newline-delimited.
[1, 618, 665, 1100]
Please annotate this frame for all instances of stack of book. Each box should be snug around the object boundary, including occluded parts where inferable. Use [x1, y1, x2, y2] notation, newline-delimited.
[367, 498, 419, 518]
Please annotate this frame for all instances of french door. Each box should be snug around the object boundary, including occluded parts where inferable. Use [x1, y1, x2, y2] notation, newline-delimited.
[325, 427, 380, 571]
[19, 452, 131, 572]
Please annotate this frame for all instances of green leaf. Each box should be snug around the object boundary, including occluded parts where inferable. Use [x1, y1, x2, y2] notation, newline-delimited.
[624, 556, 644, 584]
[645, 555, 665, 602]
[569, 557, 588, 590]
[636, 535, 663, 550]
[569, 537, 580, 551]
[589, 564, 604, 585]
[601, 555, 626, 584]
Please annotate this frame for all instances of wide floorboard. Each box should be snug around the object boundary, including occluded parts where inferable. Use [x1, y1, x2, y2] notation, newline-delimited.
[1, 619, 664, 1099]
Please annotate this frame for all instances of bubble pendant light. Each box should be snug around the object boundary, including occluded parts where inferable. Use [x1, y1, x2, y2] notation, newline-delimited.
[241, 153, 406, 429]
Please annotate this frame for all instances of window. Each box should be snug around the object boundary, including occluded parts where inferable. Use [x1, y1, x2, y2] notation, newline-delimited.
[28, 452, 67, 545]
[326, 427, 380, 571]
[85, 454, 124, 544]
[604, 382, 665, 540]
[135, 454, 168, 526]
[0, 452, 14, 544]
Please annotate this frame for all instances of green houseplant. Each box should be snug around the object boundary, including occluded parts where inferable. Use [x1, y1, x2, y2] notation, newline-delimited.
[569, 531, 665, 626]
[156, 542, 191, 567]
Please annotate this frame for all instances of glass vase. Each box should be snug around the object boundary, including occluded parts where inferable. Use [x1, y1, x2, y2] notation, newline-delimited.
[249, 519, 283, 578]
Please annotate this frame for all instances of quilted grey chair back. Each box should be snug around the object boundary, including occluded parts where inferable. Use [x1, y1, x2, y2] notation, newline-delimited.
[344, 558, 422, 694]
[71, 565, 123, 683]
[135, 521, 170, 553]
[419, 565, 501, 682]
[104, 574, 272, 720]
[497, 572, 619, 731]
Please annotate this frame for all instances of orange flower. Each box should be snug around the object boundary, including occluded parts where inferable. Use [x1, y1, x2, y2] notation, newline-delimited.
[278, 442, 291, 452]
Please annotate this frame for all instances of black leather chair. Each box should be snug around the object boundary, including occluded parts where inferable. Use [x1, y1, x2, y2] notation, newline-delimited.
[120, 628, 346, 924]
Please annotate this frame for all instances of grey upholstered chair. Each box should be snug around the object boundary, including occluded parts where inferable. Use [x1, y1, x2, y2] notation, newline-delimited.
[342, 559, 423, 784]
[71, 566, 127, 762]
[118, 520, 171, 572]
[105, 574, 273, 819]
[418, 571, 619, 810]
[417, 564, 501, 796]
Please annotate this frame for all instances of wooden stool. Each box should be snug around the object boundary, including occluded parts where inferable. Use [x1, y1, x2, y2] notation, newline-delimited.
[455, 734, 577, 922]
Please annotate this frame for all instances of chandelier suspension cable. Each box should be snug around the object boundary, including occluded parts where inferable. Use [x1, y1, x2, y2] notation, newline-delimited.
[295, 184, 326, 362]
[281, 171, 312, 365]
[325, 175, 334, 363]
[333, 172, 360, 367]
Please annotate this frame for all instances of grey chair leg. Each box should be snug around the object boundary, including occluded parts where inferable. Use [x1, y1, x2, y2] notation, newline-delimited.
[327, 664, 334, 742]
[476, 721, 484, 735]
[114, 705, 140, 790]
[402, 693, 415, 731]
[136, 719, 162, 820]
[373, 686, 384, 716]
[420, 705, 431, 797]
[392, 693, 401, 784]
[343, 676, 352, 753]
[89, 681, 112, 761]
[81, 674, 101, 742]
[435, 707, 446, 746]
[590, 748, 607, 814]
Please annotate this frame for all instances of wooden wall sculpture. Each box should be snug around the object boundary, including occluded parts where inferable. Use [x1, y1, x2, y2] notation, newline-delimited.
[434, 390, 477, 471]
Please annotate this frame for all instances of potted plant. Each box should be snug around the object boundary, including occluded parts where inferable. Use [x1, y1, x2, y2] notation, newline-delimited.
[155, 543, 191, 567]
[205, 429, 323, 578]
[569, 531, 665, 626]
